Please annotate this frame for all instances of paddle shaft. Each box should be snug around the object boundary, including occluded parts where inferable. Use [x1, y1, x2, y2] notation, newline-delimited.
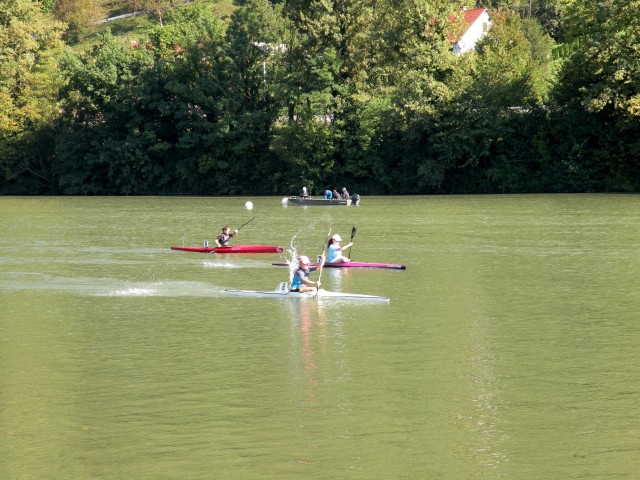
[236, 216, 255, 231]
[316, 228, 331, 297]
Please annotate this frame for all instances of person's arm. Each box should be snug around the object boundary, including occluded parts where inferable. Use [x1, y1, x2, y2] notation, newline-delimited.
[302, 277, 320, 288]
[230, 229, 239, 237]
[340, 242, 353, 252]
[308, 256, 323, 271]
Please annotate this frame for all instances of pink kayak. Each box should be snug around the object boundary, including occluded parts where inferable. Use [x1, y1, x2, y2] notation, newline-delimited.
[171, 245, 283, 254]
[272, 261, 406, 270]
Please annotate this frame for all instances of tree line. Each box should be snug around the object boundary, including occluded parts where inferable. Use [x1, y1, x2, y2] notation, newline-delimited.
[1, 0, 639, 195]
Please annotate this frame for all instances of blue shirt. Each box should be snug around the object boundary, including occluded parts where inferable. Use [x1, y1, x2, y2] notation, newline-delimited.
[327, 244, 341, 263]
[290, 265, 317, 290]
[291, 267, 309, 290]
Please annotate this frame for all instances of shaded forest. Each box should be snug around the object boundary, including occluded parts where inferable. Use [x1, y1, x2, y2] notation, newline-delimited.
[1, 0, 639, 195]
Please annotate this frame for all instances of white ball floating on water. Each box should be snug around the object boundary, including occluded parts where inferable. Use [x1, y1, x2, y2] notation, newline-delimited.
[245, 201, 253, 210]
[281, 197, 289, 206]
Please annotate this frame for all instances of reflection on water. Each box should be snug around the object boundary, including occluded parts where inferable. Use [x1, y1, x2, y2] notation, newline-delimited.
[459, 285, 506, 472]
[1, 195, 639, 479]
[295, 301, 327, 409]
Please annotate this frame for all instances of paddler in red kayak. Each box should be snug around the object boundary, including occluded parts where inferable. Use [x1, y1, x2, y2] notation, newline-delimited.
[215, 225, 239, 247]
[290, 256, 322, 292]
[326, 234, 353, 263]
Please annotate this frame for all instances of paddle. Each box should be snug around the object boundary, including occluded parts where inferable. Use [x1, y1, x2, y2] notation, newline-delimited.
[237, 216, 256, 231]
[316, 227, 331, 298]
[348, 225, 356, 258]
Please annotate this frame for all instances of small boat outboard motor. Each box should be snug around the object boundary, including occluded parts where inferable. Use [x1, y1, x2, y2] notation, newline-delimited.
[351, 193, 360, 205]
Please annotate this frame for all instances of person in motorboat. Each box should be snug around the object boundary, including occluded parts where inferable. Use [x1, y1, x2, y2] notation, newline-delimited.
[215, 225, 238, 247]
[332, 189, 341, 200]
[326, 234, 353, 263]
[300, 186, 309, 198]
[341, 187, 350, 199]
[351, 193, 360, 205]
[323, 189, 332, 199]
[290, 255, 322, 292]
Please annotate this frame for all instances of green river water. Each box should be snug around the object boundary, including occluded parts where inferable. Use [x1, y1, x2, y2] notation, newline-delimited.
[1, 194, 639, 479]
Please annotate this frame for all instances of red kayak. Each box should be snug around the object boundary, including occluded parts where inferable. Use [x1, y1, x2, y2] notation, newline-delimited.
[171, 245, 283, 254]
[272, 261, 406, 270]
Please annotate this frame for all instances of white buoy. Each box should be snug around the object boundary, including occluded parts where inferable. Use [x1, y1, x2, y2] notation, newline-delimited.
[245, 201, 253, 210]
[281, 197, 289, 206]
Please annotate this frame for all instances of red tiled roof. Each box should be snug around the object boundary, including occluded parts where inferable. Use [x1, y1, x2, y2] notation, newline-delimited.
[430, 8, 488, 43]
[447, 8, 487, 42]
[462, 8, 487, 27]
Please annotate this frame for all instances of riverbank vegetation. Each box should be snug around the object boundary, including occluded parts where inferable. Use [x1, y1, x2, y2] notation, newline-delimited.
[1, 0, 639, 195]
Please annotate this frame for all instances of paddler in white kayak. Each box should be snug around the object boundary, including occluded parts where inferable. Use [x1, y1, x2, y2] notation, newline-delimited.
[290, 255, 323, 292]
[326, 234, 353, 263]
[215, 225, 239, 247]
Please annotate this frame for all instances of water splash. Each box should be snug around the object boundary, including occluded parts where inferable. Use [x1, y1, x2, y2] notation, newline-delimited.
[109, 287, 157, 296]
[283, 215, 331, 283]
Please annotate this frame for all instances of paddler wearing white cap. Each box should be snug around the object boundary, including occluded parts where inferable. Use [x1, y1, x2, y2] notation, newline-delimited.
[326, 234, 353, 263]
[289, 255, 323, 292]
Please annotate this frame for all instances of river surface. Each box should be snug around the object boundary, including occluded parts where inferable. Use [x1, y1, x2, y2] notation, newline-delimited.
[1, 194, 639, 479]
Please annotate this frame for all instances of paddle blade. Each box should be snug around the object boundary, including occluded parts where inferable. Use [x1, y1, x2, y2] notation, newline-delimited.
[348, 225, 356, 257]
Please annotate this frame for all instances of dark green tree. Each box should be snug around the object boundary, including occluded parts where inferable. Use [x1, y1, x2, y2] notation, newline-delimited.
[549, 0, 640, 191]
[0, 0, 67, 194]
[429, 9, 556, 193]
[477, 0, 565, 38]
[206, 0, 288, 194]
[56, 31, 156, 193]
[271, 0, 345, 193]
[349, 0, 463, 193]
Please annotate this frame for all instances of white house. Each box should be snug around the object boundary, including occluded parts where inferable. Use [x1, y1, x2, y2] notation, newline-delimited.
[452, 7, 491, 54]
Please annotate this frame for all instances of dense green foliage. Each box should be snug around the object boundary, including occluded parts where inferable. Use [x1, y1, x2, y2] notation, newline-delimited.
[1, 0, 639, 195]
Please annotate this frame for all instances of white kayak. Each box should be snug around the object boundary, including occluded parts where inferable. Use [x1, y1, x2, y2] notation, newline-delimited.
[225, 282, 389, 302]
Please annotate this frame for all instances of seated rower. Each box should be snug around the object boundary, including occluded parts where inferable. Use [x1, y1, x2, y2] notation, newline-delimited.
[215, 225, 238, 247]
[326, 234, 353, 263]
[290, 256, 322, 292]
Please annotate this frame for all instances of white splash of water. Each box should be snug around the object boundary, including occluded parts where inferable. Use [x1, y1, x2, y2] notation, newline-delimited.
[110, 287, 157, 296]
[202, 260, 243, 269]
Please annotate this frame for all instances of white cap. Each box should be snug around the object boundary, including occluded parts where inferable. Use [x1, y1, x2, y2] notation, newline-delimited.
[299, 255, 311, 264]
[332, 234, 342, 242]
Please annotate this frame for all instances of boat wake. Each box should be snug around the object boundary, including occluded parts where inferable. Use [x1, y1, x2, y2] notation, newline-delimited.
[100, 280, 222, 297]
[0, 273, 224, 298]
[201, 259, 277, 269]
[108, 286, 157, 296]
[202, 260, 245, 269]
